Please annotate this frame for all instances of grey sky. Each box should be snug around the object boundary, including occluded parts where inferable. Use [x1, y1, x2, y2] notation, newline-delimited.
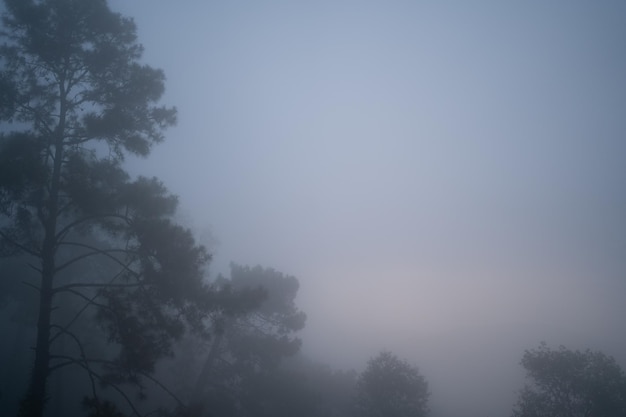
[110, 1, 626, 416]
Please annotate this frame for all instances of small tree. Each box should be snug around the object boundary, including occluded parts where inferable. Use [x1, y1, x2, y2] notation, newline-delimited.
[512, 343, 626, 417]
[354, 351, 429, 417]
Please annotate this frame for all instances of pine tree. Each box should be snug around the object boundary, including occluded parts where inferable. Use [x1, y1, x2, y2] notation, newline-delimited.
[0, 1, 210, 416]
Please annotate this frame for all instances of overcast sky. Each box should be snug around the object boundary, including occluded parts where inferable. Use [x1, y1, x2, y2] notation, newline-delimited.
[110, 2, 626, 416]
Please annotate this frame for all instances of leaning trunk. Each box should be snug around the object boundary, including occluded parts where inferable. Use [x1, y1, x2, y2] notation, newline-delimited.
[192, 330, 225, 404]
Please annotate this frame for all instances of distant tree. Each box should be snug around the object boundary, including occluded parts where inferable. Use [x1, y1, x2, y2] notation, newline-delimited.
[239, 356, 357, 417]
[354, 351, 429, 417]
[189, 264, 307, 416]
[0, 1, 219, 416]
[226, 358, 356, 417]
[512, 343, 626, 417]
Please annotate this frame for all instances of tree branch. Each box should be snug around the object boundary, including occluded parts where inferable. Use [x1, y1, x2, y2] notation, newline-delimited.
[139, 371, 186, 409]
[49, 355, 143, 417]
[55, 288, 119, 317]
[27, 262, 43, 273]
[50, 264, 135, 345]
[55, 241, 140, 277]
[51, 354, 183, 416]
[22, 280, 41, 292]
[49, 325, 99, 402]
[0, 229, 41, 257]
[54, 282, 142, 292]
[53, 249, 122, 274]
[55, 213, 131, 242]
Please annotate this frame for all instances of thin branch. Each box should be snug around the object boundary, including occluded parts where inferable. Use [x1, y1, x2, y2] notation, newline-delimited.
[27, 262, 43, 273]
[53, 282, 142, 293]
[57, 288, 118, 316]
[48, 325, 99, 402]
[47, 359, 75, 372]
[0, 230, 41, 257]
[55, 241, 140, 277]
[53, 248, 125, 275]
[50, 264, 133, 344]
[49, 355, 105, 368]
[15, 102, 55, 137]
[54, 199, 74, 220]
[22, 280, 41, 292]
[54, 282, 184, 407]
[53, 355, 185, 411]
[55, 213, 131, 242]
[139, 371, 186, 409]
[48, 355, 143, 417]
[66, 66, 89, 93]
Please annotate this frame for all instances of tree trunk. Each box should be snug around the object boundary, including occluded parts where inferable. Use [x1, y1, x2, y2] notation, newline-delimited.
[192, 331, 225, 404]
[18, 100, 66, 417]
[18, 264, 53, 417]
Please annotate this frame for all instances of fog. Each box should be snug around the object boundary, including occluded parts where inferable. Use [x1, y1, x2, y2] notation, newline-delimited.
[20, 1, 626, 416]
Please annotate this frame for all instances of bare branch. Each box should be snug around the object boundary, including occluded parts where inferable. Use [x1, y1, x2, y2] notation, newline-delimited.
[57, 288, 118, 316]
[139, 371, 186, 409]
[47, 359, 75, 372]
[48, 355, 143, 417]
[49, 325, 99, 402]
[54, 249, 121, 274]
[50, 265, 132, 344]
[51, 353, 186, 412]
[22, 280, 41, 292]
[55, 241, 140, 277]
[0, 230, 41, 257]
[54, 281, 142, 293]
[55, 213, 131, 242]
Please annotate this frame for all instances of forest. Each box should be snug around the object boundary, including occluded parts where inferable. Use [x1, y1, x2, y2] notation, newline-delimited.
[1, 1, 626, 417]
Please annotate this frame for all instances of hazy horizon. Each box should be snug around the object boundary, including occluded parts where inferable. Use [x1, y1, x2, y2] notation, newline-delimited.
[108, 2, 626, 416]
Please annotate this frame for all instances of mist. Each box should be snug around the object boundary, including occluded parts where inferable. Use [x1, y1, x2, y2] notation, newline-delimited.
[116, 1, 626, 416]
[1, 1, 625, 416]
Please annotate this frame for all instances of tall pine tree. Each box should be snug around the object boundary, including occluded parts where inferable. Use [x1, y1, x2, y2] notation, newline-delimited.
[0, 1, 212, 416]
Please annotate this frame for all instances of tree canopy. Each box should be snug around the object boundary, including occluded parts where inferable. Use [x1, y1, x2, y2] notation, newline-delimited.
[188, 264, 307, 416]
[354, 351, 430, 417]
[512, 343, 626, 417]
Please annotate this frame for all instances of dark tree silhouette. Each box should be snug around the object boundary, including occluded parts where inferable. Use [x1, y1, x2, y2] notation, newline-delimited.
[189, 264, 307, 416]
[236, 357, 357, 417]
[354, 351, 429, 417]
[512, 343, 626, 417]
[0, 1, 215, 416]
